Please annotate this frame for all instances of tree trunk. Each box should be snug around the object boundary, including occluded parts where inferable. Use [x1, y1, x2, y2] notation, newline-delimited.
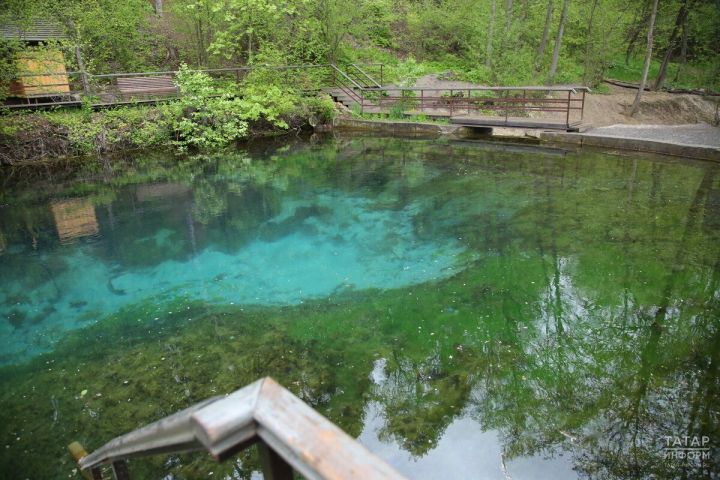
[630, 0, 659, 116]
[625, 5, 648, 65]
[673, 12, 689, 82]
[486, 0, 497, 68]
[582, 0, 599, 85]
[154, 0, 163, 17]
[502, 0, 513, 49]
[536, 0, 554, 70]
[654, 0, 688, 90]
[547, 0, 569, 85]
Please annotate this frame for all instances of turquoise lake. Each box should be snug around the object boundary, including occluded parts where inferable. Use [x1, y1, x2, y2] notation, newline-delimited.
[0, 135, 718, 479]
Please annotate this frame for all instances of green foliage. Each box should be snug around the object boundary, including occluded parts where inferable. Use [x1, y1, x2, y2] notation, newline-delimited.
[608, 54, 720, 91]
[295, 94, 337, 125]
[165, 64, 249, 151]
[0, 38, 19, 103]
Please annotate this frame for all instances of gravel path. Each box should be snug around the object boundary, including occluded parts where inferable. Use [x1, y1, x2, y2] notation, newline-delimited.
[585, 123, 720, 148]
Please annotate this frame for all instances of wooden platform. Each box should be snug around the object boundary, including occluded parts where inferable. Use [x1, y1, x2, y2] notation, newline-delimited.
[450, 115, 581, 131]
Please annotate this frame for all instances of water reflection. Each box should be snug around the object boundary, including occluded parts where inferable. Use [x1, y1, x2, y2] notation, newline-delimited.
[0, 137, 718, 479]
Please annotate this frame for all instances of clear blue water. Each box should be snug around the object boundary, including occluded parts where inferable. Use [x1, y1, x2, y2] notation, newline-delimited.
[1, 188, 469, 363]
[0, 136, 718, 479]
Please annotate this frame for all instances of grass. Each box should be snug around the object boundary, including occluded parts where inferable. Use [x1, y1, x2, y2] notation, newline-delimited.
[606, 54, 720, 92]
[351, 110, 450, 124]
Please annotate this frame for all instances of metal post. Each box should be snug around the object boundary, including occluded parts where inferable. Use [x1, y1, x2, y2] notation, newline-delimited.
[380, 65, 383, 85]
[258, 443, 294, 480]
[504, 90, 509, 124]
[580, 90, 586, 122]
[566, 90, 571, 129]
[450, 89, 453, 116]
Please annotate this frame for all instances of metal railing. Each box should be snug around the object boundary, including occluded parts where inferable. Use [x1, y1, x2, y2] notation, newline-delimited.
[71, 377, 405, 480]
[3, 62, 589, 129]
[329, 64, 365, 105]
[1, 63, 380, 109]
[346, 64, 382, 88]
[350, 85, 590, 129]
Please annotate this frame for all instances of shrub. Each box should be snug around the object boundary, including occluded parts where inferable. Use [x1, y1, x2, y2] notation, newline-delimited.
[166, 64, 249, 152]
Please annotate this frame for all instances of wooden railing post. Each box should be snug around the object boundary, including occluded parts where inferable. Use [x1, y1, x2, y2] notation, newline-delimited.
[74, 46, 91, 96]
[258, 443, 294, 480]
[111, 460, 131, 480]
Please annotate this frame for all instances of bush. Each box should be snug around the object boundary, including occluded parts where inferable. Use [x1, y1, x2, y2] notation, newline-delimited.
[165, 64, 249, 152]
[297, 94, 337, 125]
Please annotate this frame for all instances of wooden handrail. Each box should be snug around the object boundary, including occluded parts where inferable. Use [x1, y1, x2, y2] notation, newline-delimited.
[75, 377, 406, 480]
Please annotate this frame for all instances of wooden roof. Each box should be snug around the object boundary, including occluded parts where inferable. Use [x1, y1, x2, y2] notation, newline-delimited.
[0, 19, 67, 42]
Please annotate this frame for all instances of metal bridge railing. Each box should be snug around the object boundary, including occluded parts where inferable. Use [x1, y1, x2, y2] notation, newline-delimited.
[354, 86, 590, 129]
[71, 377, 406, 480]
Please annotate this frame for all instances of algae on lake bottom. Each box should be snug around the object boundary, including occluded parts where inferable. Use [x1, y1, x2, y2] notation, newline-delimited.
[0, 136, 718, 479]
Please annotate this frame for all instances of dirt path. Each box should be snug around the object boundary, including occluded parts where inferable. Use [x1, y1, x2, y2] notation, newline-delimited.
[582, 83, 718, 127]
[413, 74, 720, 128]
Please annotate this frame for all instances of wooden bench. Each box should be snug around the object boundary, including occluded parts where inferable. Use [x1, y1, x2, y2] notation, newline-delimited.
[116, 75, 178, 98]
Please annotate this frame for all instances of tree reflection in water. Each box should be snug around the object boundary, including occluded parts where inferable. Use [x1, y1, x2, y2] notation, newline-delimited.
[0, 137, 718, 479]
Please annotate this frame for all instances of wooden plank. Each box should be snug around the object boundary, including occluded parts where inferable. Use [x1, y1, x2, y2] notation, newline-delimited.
[11, 50, 70, 97]
[79, 396, 222, 469]
[80, 377, 406, 479]
[254, 378, 405, 480]
[190, 379, 262, 457]
[117, 75, 177, 97]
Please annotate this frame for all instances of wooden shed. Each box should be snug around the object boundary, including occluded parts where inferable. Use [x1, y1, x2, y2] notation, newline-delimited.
[0, 20, 71, 98]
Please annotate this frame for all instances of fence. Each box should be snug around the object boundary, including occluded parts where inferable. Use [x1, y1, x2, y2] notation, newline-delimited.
[1, 63, 373, 109]
[72, 377, 405, 480]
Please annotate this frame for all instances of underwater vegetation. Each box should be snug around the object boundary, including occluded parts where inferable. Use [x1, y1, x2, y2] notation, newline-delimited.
[0, 136, 719, 479]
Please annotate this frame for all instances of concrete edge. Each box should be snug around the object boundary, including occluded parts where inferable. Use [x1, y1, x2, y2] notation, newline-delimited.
[332, 117, 461, 137]
[539, 131, 720, 162]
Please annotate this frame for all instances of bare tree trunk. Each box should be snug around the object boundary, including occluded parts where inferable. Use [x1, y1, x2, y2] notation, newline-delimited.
[673, 13, 689, 82]
[582, 0, 599, 84]
[654, 0, 687, 90]
[486, 0, 497, 68]
[154, 0, 163, 17]
[547, 0, 569, 85]
[536, 0, 554, 70]
[625, 4, 648, 65]
[502, 0, 513, 48]
[630, 0, 659, 116]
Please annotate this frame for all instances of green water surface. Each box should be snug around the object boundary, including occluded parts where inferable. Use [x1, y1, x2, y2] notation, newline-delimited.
[0, 136, 718, 479]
